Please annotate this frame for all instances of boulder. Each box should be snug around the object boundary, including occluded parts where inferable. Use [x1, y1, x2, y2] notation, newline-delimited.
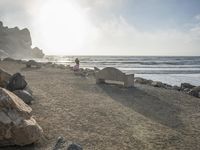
[172, 85, 181, 91]
[26, 60, 41, 68]
[43, 62, 53, 67]
[57, 64, 66, 69]
[181, 83, 195, 90]
[94, 67, 100, 72]
[134, 77, 153, 85]
[53, 137, 66, 150]
[6, 73, 27, 91]
[188, 86, 200, 98]
[0, 88, 43, 146]
[0, 68, 11, 88]
[24, 85, 33, 95]
[84, 68, 95, 76]
[151, 81, 164, 88]
[67, 143, 83, 150]
[13, 90, 34, 104]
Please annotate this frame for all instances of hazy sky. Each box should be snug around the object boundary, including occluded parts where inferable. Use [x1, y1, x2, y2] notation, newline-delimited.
[0, 0, 200, 55]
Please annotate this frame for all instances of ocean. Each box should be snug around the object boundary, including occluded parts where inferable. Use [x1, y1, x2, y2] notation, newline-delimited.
[41, 56, 200, 86]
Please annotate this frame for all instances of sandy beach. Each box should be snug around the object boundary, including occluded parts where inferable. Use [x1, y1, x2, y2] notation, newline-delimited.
[1, 60, 200, 150]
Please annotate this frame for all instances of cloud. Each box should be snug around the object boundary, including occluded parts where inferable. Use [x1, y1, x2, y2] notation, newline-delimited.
[0, 0, 200, 55]
[85, 15, 200, 55]
[195, 14, 200, 21]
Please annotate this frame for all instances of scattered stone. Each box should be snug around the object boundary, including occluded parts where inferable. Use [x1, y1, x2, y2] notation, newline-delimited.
[0, 68, 11, 88]
[26, 60, 41, 68]
[13, 90, 34, 104]
[66, 65, 71, 69]
[0, 88, 43, 146]
[53, 137, 66, 150]
[181, 83, 195, 90]
[172, 85, 181, 91]
[6, 72, 27, 91]
[183, 88, 191, 93]
[57, 64, 66, 69]
[188, 86, 200, 98]
[84, 68, 95, 76]
[94, 67, 100, 72]
[151, 81, 164, 88]
[134, 77, 153, 85]
[67, 143, 83, 150]
[51, 63, 59, 68]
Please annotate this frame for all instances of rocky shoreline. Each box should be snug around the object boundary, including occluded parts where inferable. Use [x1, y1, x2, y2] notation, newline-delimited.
[2, 57, 200, 99]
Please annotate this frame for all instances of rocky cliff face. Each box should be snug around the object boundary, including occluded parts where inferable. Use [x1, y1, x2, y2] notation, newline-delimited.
[0, 21, 44, 59]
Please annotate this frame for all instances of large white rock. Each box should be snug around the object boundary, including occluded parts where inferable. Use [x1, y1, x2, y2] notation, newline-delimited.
[0, 88, 43, 146]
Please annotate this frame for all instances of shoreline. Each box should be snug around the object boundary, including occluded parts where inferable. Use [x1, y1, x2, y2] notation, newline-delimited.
[1, 57, 199, 98]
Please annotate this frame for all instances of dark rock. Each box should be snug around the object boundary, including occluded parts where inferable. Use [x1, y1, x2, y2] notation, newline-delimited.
[44, 62, 53, 66]
[26, 60, 41, 68]
[181, 83, 195, 90]
[57, 64, 66, 69]
[24, 85, 33, 95]
[13, 90, 34, 104]
[84, 68, 95, 76]
[134, 77, 153, 85]
[172, 86, 181, 91]
[188, 86, 200, 98]
[6, 73, 27, 91]
[53, 137, 66, 150]
[94, 67, 100, 72]
[151, 81, 165, 87]
[0, 21, 3, 27]
[67, 143, 83, 150]
[51, 63, 59, 68]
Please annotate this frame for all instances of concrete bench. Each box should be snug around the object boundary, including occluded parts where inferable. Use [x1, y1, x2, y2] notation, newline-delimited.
[95, 67, 134, 87]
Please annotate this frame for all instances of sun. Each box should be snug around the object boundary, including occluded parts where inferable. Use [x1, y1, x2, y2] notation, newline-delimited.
[38, 0, 90, 54]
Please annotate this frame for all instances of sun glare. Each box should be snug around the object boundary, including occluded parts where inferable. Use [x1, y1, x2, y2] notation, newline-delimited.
[38, 0, 90, 54]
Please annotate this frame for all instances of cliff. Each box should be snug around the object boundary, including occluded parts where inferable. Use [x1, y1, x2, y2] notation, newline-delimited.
[0, 21, 44, 59]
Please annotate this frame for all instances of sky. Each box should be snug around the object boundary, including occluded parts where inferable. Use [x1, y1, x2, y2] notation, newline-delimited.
[0, 0, 200, 56]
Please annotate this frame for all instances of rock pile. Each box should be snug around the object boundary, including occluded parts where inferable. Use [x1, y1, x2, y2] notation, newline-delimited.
[0, 68, 34, 104]
[134, 77, 200, 98]
[0, 88, 43, 146]
[26, 60, 41, 68]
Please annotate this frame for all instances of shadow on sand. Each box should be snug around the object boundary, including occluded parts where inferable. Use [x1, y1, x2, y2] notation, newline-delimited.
[98, 83, 184, 130]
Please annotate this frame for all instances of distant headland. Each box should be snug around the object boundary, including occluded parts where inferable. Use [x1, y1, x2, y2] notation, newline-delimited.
[0, 21, 45, 59]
